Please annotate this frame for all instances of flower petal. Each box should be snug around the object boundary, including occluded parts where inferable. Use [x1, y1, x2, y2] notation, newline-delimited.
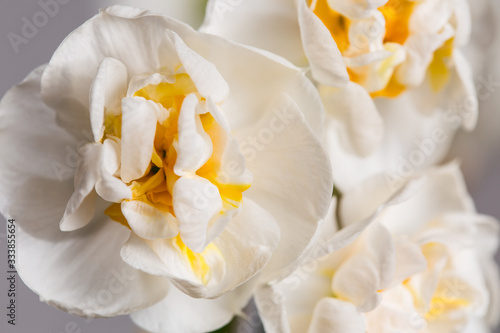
[255, 284, 290, 333]
[95, 138, 132, 202]
[381, 163, 474, 235]
[120, 97, 160, 183]
[167, 30, 229, 103]
[89, 57, 128, 142]
[173, 175, 222, 253]
[173, 93, 213, 177]
[327, 0, 387, 20]
[122, 200, 179, 240]
[0, 66, 78, 214]
[320, 82, 383, 156]
[297, 0, 349, 87]
[59, 142, 101, 232]
[11, 177, 169, 317]
[235, 95, 333, 282]
[128, 198, 279, 298]
[308, 298, 365, 333]
[131, 281, 255, 333]
[201, 0, 306, 66]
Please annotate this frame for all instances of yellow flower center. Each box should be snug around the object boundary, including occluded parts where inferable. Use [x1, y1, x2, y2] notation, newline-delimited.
[103, 72, 250, 283]
[311, 0, 454, 97]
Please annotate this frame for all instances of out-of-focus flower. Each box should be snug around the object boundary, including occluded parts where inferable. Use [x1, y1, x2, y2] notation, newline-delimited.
[447, 0, 500, 189]
[268, 163, 499, 333]
[0, 6, 334, 332]
[202, 0, 478, 192]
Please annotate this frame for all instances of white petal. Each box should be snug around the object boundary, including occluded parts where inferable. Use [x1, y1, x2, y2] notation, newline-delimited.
[127, 72, 176, 98]
[0, 66, 78, 214]
[327, 0, 387, 20]
[173, 93, 213, 177]
[89, 57, 128, 142]
[131, 281, 255, 333]
[393, 236, 427, 283]
[120, 233, 172, 276]
[308, 298, 365, 333]
[235, 96, 333, 282]
[167, 30, 229, 103]
[331, 222, 394, 312]
[452, 51, 478, 131]
[396, 25, 454, 87]
[41, 6, 184, 111]
[11, 177, 169, 317]
[173, 175, 222, 253]
[122, 200, 179, 240]
[90, 0, 207, 29]
[326, 92, 460, 192]
[95, 138, 132, 202]
[297, 0, 350, 87]
[120, 97, 160, 183]
[381, 163, 474, 235]
[320, 82, 383, 156]
[409, 0, 454, 35]
[60, 142, 101, 232]
[201, 0, 306, 66]
[146, 198, 279, 298]
[453, 0, 472, 47]
[255, 284, 290, 333]
[332, 253, 382, 311]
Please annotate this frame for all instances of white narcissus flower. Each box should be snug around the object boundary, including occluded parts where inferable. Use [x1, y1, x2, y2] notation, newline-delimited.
[270, 163, 500, 333]
[0, 6, 334, 332]
[202, 0, 478, 191]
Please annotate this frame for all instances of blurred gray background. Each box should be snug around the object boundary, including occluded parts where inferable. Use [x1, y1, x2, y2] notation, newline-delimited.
[0, 0, 499, 332]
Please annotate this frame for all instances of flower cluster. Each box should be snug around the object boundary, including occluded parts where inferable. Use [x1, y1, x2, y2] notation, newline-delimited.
[0, 1, 498, 333]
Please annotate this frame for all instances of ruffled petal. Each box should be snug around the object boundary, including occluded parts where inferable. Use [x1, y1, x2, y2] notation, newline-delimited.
[297, 0, 350, 86]
[173, 93, 213, 177]
[320, 82, 383, 156]
[235, 95, 333, 282]
[89, 57, 128, 142]
[308, 298, 365, 333]
[173, 175, 222, 252]
[59, 142, 101, 232]
[120, 97, 160, 183]
[201, 0, 306, 66]
[11, 177, 169, 317]
[0, 66, 78, 214]
[167, 30, 229, 103]
[131, 281, 255, 333]
[122, 200, 179, 240]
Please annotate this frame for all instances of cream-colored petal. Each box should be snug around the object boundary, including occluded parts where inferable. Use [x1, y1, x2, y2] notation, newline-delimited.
[89, 57, 128, 142]
[120, 97, 160, 183]
[95, 138, 132, 202]
[167, 30, 229, 103]
[320, 82, 383, 157]
[308, 298, 365, 333]
[297, 0, 350, 87]
[60, 142, 101, 232]
[11, 177, 169, 317]
[173, 175, 222, 253]
[327, 0, 388, 20]
[173, 93, 213, 177]
[122, 200, 179, 240]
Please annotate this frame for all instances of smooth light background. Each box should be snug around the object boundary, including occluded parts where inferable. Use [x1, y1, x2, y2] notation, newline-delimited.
[0, 0, 498, 332]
